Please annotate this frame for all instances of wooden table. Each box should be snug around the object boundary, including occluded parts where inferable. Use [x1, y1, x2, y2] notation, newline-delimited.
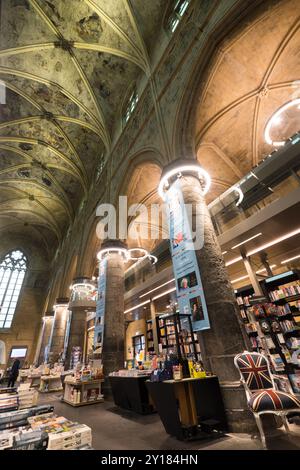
[39, 375, 63, 393]
[63, 378, 104, 407]
[27, 375, 41, 388]
[146, 376, 227, 440]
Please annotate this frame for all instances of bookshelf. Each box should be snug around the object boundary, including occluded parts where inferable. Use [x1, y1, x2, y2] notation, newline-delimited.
[156, 312, 201, 361]
[235, 271, 300, 394]
[146, 319, 155, 356]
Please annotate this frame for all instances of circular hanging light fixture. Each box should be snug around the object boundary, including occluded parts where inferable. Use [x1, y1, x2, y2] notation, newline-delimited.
[232, 186, 244, 206]
[97, 247, 129, 261]
[70, 282, 96, 293]
[264, 98, 300, 147]
[127, 248, 148, 261]
[97, 246, 158, 265]
[158, 164, 211, 200]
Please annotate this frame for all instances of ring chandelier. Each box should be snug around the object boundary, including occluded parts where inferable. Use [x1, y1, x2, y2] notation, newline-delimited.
[232, 186, 244, 206]
[264, 98, 300, 147]
[70, 282, 96, 292]
[158, 164, 211, 201]
[97, 247, 157, 265]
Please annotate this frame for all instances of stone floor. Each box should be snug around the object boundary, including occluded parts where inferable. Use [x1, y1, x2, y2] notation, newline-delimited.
[37, 392, 300, 450]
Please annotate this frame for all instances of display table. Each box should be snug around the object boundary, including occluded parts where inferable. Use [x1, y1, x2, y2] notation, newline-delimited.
[109, 375, 155, 415]
[146, 376, 227, 440]
[39, 375, 63, 393]
[18, 370, 29, 383]
[63, 378, 104, 407]
[27, 375, 41, 388]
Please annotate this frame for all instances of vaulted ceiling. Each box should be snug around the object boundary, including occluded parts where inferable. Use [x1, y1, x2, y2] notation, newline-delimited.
[196, 0, 300, 203]
[0, 0, 167, 258]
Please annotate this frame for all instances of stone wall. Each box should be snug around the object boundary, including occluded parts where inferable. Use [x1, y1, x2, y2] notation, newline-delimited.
[0, 236, 50, 365]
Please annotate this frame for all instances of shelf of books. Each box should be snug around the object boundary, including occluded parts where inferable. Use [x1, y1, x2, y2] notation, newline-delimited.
[235, 270, 300, 395]
[156, 312, 201, 361]
[146, 319, 155, 356]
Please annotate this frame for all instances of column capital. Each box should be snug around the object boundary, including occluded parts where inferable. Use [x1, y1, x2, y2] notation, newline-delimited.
[158, 158, 211, 200]
[101, 239, 127, 251]
[44, 311, 54, 317]
[71, 276, 95, 290]
[54, 297, 69, 308]
[97, 239, 128, 261]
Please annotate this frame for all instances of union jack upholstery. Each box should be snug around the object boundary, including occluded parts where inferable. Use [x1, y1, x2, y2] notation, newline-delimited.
[234, 351, 300, 448]
[235, 352, 273, 390]
[249, 389, 300, 412]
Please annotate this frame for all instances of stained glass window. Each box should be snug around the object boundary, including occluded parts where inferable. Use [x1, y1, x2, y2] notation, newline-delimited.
[0, 250, 27, 328]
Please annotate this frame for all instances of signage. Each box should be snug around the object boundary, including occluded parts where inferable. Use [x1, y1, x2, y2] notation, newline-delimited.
[165, 179, 210, 331]
[93, 257, 107, 355]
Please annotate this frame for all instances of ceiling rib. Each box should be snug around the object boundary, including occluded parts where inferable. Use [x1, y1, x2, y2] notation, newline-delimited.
[0, 67, 107, 145]
[84, 0, 146, 65]
[0, 178, 72, 223]
[0, 117, 87, 183]
[0, 192, 62, 240]
[195, 80, 299, 147]
[0, 145, 73, 219]
[0, 82, 88, 183]
[197, 142, 243, 178]
[0, 136, 87, 194]
[73, 42, 146, 71]
[0, 218, 51, 256]
[251, 17, 300, 166]
[29, 0, 111, 148]
[0, 43, 145, 71]
[2, 80, 101, 135]
[0, 208, 61, 242]
[123, 0, 150, 73]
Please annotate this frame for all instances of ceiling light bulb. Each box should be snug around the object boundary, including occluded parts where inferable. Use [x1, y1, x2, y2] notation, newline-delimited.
[281, 254, 300, 264]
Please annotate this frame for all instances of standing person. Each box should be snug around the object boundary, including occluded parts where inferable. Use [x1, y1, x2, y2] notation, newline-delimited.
[7, 359, 20, 388]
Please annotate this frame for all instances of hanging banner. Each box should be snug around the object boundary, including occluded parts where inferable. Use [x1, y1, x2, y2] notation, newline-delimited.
[165, 179, 210, 331]
[93, 257, 107, 355]
[62, 309, 72, 361]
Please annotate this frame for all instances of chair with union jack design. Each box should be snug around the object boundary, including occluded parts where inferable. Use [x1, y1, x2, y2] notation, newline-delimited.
[234, 351, 300, 448]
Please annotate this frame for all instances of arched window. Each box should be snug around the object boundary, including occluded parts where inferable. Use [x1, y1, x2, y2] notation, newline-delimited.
[165, 0, 190, 34]
[122, 86, 139, 127]
[0, 250, 27, 328]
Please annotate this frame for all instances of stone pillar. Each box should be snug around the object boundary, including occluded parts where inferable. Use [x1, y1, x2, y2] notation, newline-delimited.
[160, 159, 254, 432]
[65, 277, 97, 368]
[99, 240, 126, 396]
[37, 315, 54, 365]
[48, 298, 69, 364]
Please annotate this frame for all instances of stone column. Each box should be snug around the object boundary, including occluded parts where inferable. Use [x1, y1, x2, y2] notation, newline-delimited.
[160, 159, 254, 432]
[37, 314, 54, 365]
[48, 298, 69, 364]
[99, 240, 127, 396]
[65, 309, 86, 368]
[65, 277, 97, 368]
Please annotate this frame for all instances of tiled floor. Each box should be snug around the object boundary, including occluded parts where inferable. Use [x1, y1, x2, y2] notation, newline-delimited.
[37, 392, 300, 450]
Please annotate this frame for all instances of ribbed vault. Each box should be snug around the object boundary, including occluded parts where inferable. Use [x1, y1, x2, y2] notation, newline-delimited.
[0, 0, 167, 257]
